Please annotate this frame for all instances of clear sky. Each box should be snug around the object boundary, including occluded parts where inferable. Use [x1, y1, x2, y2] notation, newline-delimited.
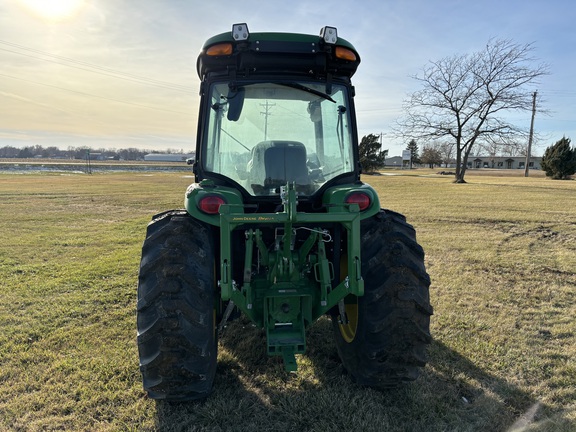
[1, 0, 574, 156]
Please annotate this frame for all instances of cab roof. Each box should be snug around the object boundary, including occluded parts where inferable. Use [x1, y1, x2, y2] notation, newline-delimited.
[197, 24, 361, 80]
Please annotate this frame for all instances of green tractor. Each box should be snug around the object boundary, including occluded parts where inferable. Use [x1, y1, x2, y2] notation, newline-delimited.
[137, 24, 432, 401]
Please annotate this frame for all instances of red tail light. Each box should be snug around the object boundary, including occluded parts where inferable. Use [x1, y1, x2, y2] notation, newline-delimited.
[198, 195, 225, 214]
[345, 192, 371, 211]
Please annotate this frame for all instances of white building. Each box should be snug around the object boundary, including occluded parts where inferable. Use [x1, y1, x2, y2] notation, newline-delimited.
[383, 155, 542, 170]
[467, 156, 542, 170]
[144, 153, 194, 162]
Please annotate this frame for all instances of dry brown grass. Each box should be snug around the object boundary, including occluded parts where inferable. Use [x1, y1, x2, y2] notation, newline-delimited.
[0, 169, 574, 431]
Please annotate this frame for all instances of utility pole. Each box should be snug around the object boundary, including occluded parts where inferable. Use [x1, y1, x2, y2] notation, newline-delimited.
[524, 91, 537, 177]
[86, 149, 92, 174]
[260, 100, 275, 141]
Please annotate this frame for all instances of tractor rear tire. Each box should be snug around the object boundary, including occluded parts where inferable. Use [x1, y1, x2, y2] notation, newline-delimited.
[332, 209, 433, 388]
[137, 210, 217, 401]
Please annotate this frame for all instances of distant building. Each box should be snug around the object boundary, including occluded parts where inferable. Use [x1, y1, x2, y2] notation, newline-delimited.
[144, 153, 195, 162]
[87, 153, 104, 160]
[383, 155, 542, 170]
[467, 156, 542, 170]
[385, 156, 404, 168]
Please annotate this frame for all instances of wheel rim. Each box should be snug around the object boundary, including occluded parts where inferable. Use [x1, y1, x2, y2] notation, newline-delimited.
[338, 297, 358, 343]
[337, 253, 358, 343]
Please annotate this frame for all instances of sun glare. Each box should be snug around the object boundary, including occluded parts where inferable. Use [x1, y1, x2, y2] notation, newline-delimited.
[19, 0, 85, 21]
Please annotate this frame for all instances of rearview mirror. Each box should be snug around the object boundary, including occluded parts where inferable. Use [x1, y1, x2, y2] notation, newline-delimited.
[227, 87, 245, 121]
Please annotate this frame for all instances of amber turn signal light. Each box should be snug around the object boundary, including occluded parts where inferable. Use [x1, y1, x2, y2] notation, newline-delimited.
[206, 43, 233, 56]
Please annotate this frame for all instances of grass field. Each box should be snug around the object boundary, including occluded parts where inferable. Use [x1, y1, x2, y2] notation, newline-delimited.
[0, 169, 574, 431]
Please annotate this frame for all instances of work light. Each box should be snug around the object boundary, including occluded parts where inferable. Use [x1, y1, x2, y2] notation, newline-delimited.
[320, 26, 338, 44]
[232, 23, 249, 41]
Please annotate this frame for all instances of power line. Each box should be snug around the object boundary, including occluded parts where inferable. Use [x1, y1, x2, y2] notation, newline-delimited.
[0, 39, 197, 94]
[0, 47, 196, 94]
[0, 72, 190, 115]
[0, 39, 197, 90]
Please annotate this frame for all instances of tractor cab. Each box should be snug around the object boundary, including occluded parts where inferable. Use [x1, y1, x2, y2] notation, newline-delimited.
[194, 24, 362, 199]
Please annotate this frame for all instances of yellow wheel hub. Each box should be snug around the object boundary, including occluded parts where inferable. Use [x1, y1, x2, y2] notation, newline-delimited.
[338, 300, 358, 343]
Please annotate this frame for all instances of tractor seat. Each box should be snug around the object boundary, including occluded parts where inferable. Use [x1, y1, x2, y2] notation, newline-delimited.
[249, 141, 310, 194]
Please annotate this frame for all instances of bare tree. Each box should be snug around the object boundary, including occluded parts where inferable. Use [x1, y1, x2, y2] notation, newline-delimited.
[438, 142, 456, 167]
[398, 39, 549, 183]
[420, 146, 442, 168]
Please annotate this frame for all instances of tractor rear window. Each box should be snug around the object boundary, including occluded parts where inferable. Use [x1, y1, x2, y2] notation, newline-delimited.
[202, 81, 354, 196]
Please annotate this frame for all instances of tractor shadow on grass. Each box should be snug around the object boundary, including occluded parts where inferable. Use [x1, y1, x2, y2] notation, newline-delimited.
[153, 317, 553, 432]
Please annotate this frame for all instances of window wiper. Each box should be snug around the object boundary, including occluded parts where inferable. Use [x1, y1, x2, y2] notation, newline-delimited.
[278, 82, 336, 103]
[221, 129, 250, 151]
